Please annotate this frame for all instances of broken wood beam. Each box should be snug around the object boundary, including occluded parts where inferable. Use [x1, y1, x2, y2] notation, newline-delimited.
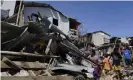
[1, 61, 47, 70]
[1, 51, 59, 58]
[2, 57, 22, 70]
[1, 60, 11, 69]
[60, 42, 99, 66]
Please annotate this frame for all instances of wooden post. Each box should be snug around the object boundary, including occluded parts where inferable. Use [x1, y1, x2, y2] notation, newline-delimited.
[16, 0, 22, 25]
[18, 5, 24, 26]
[45, 39, 53, 55]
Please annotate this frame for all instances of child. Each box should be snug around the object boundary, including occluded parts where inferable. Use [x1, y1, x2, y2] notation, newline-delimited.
[103, 54, 111, 75]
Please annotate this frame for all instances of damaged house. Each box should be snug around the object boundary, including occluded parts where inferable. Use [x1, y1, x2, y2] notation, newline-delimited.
[68, 18, 81, 41]
[79, 31, 111, 55]
[1, 0, 17, 20]
[83, 31, 111, 47]
[24, 2, 70, 35]
[1, 1, 81, 35]
[128, 37, 133, 46]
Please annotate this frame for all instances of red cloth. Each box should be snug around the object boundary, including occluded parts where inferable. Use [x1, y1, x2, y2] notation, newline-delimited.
[120, 47, 123, 51]
[74, 24, 79, 30]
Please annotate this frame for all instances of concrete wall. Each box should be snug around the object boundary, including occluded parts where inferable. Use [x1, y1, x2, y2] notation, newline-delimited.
[24, 7, 69, 35]
[92, 32, 110, 46]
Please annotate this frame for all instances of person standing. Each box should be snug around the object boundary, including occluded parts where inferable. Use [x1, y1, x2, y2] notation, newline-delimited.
[103, 54, 111, 75]
[111, 48, 122, 80]
[122, 46, 132, 67]
[120, 45, 126, 67]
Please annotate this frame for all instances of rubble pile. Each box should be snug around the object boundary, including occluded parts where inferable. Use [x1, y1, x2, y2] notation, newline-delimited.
[1, 15, 99, 80]
[1, 2, 98, 79]
[1, 1, 133, 80]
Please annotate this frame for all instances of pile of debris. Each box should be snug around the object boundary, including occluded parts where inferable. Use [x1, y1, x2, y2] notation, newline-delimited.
[1, 1, 133, 80]
[1, 1, 100, 80]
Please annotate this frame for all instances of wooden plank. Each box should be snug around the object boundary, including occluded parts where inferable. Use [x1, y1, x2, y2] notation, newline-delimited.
[1, 61, 47, 70]
[13, 61, 46, 69]
[22, 61, 36, 76]
[56, 76, 74, 80]
[45, 39, 52, 54]
[2, 57, 22, 70]
[1, 51, 59, 58]
[0, 61, 11, 69]
[1, 76, 74, 80]
[43, 70, 52, 76]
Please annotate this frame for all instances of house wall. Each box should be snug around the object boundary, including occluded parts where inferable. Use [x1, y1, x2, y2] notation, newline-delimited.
[92, 32, 110, 46]
[68, 29, 79, 40]
[24, 7, 69, 35]
[120, 38, 129, 44]
[1, 1, 16, 17]
[107, 47, 113, 53]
